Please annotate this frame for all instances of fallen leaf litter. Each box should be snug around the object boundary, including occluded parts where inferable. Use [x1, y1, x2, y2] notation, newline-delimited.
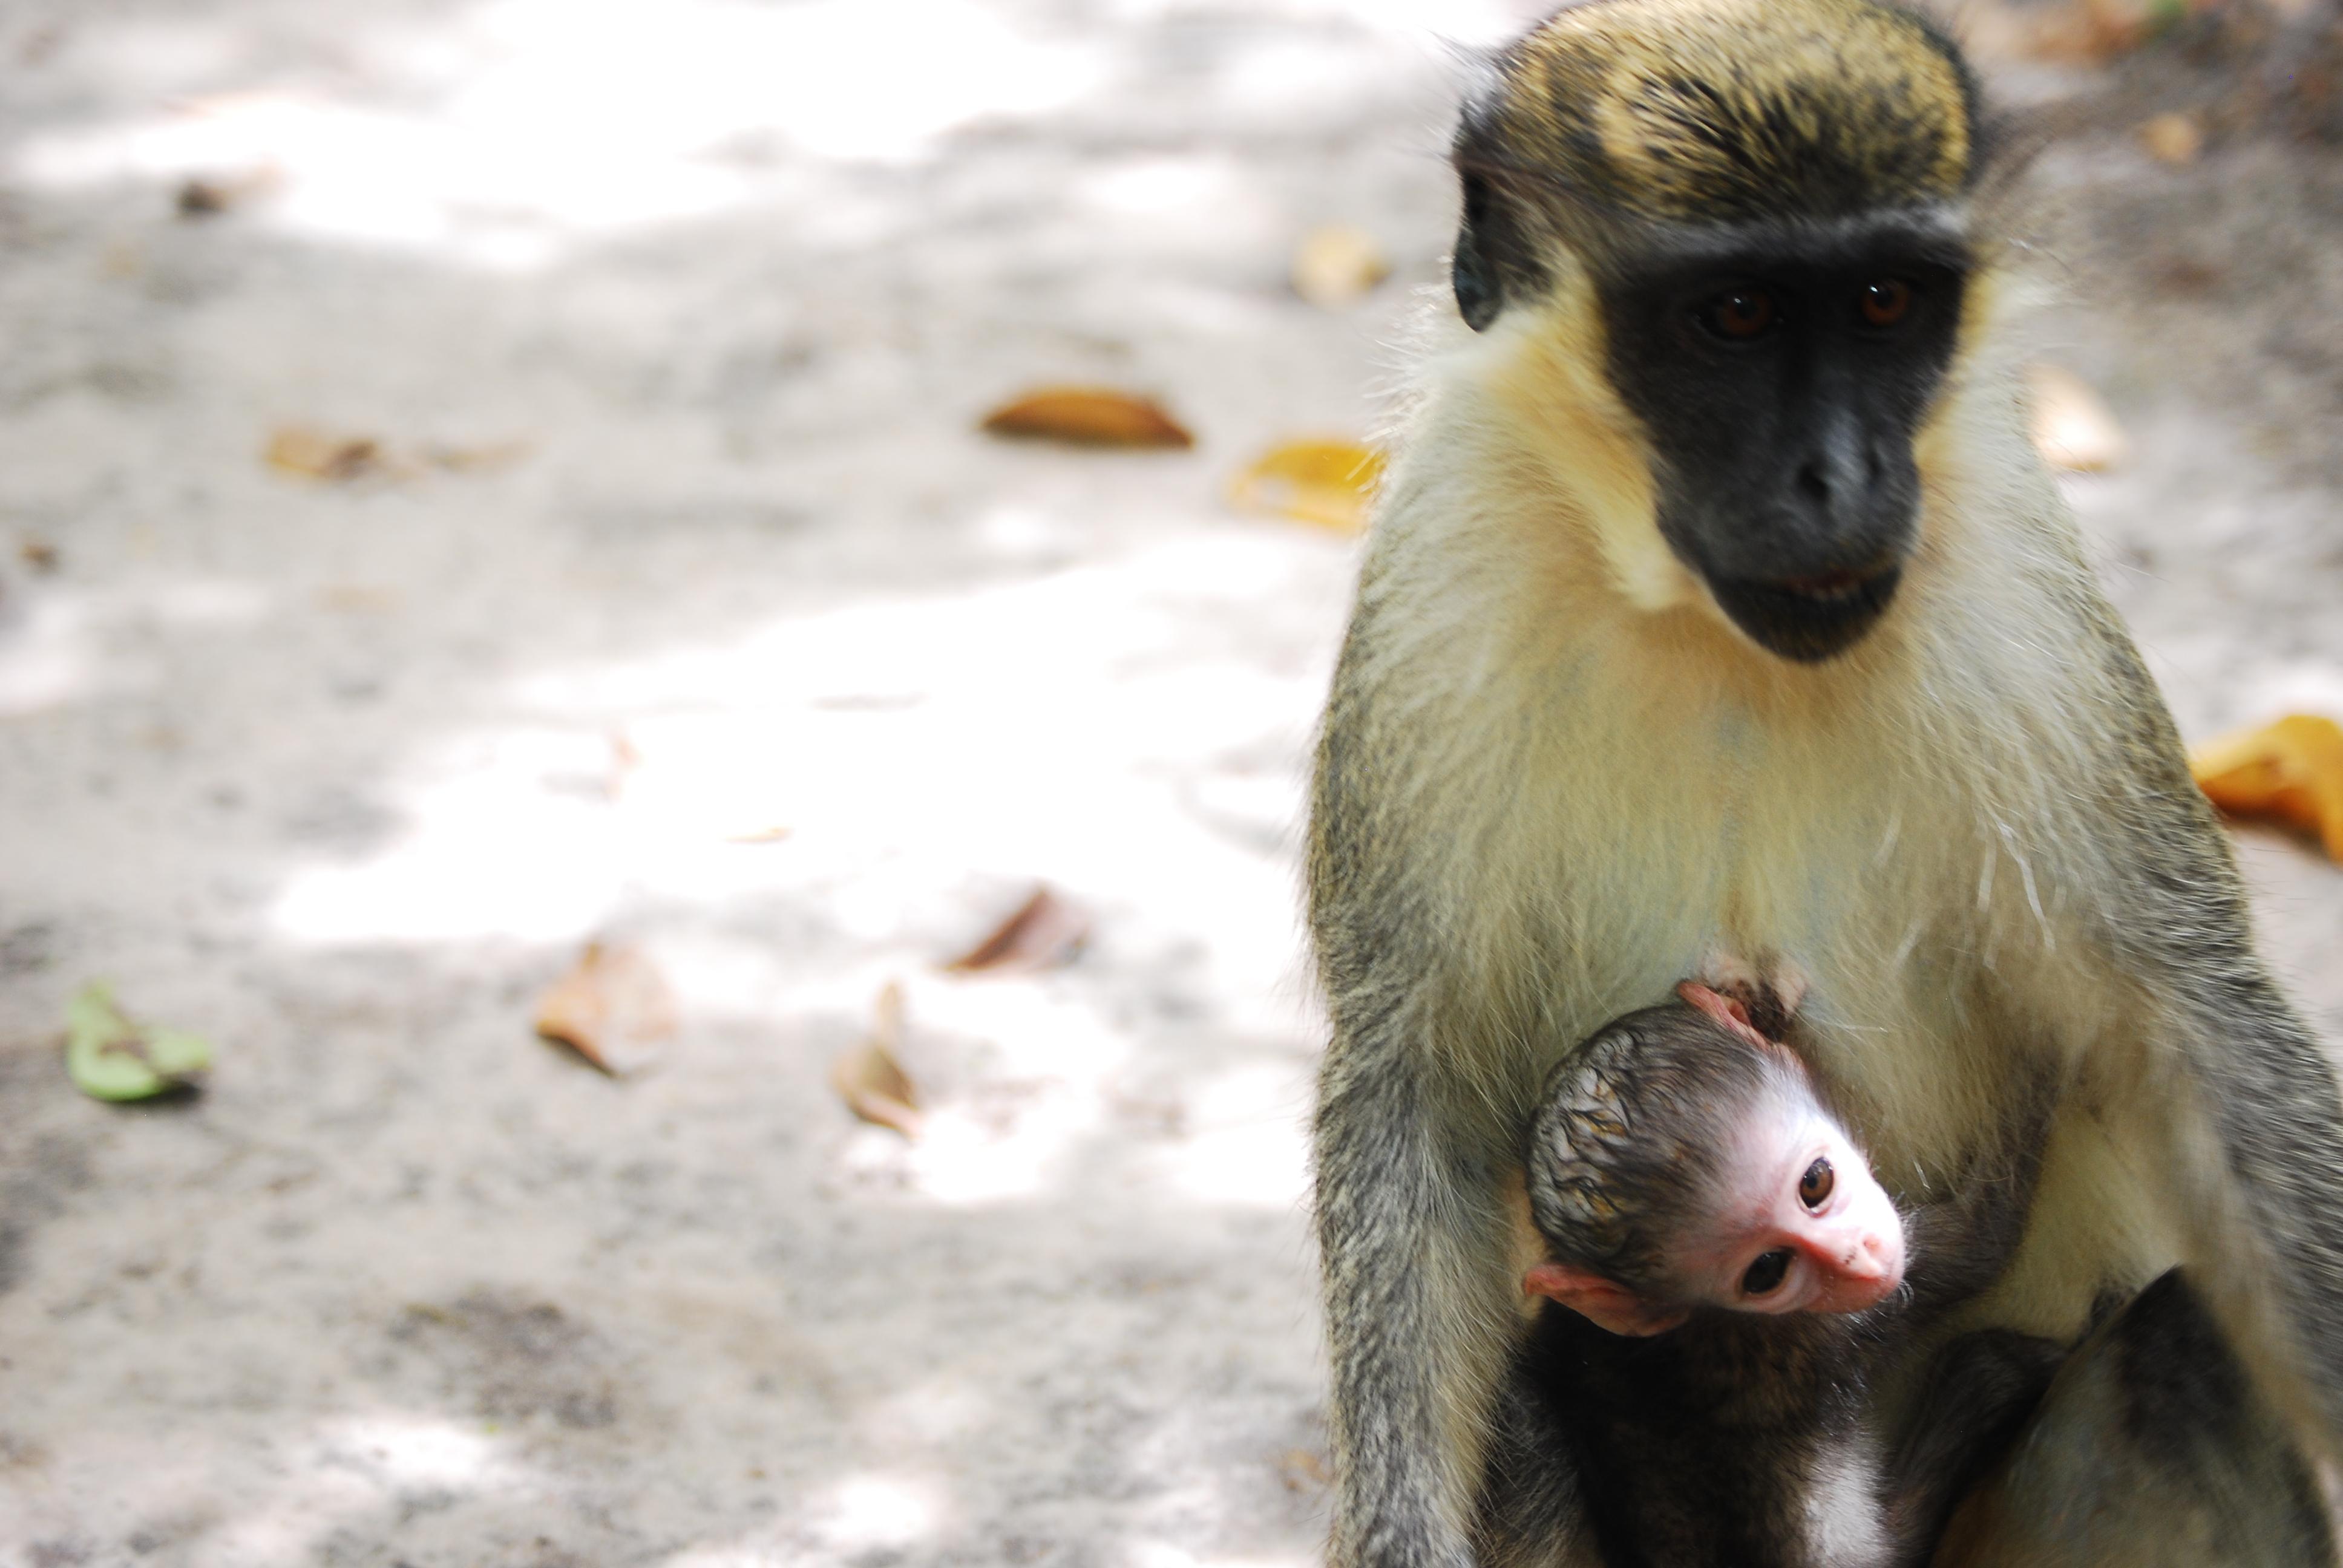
[943, 886, 1091, 975]
[979, 387, 1194, 449]
[533, 942, 678, 1076]
[64, 981, 212, 1102]
[830, 982, 924, 1138]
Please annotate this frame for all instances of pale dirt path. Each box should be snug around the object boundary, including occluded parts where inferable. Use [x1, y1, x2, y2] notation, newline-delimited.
[0, 5, 2336, 1567]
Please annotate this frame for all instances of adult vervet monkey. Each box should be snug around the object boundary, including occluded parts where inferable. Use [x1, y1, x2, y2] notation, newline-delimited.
[1304, 2, 2343, 1564]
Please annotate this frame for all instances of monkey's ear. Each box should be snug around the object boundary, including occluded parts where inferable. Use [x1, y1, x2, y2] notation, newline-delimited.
[1453, 220, 1499, 331]
[1678, 981, 1775, 1053]
[1452, 169, 1505, 330]
[1522, 1263, 1686, 1336]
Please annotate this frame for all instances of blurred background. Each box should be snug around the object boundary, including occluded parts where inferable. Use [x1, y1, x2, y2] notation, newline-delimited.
[1, 1, 2340, 1564]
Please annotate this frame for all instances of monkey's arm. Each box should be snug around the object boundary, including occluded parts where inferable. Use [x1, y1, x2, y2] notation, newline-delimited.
[1896, 1062, 2062, 1324]
[1308, 591, 1557, 1568]
[1881, 1329, 2063, 1564]
[2091, 640, 2343, 1457]
[1316, 1033, 1524, 1568]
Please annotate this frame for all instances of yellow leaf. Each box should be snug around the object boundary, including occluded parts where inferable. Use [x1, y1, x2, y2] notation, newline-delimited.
[1291, 226, 1390, 309]
[2025, 365, 2126, 474]
[831, 982, 923, 1137]
[980, 387, 1193, 449]
[2140, 112, 2203, 166]
[2190, 714, 2343, 861]
[1228, 439, 1385, 534]
[265, 425, 385, 482]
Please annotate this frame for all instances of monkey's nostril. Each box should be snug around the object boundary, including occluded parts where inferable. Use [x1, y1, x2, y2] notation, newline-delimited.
[1775, 567, 1869, 601]
[1795, 461, 1832, 503]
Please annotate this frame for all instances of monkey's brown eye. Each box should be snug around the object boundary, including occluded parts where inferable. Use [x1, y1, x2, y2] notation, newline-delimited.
[1860, 279, 1913, 328]
[1741, 1249, 1792, 1296]
[1701, 288, 1776, 340]
[1799, 1156, 1835, 1210]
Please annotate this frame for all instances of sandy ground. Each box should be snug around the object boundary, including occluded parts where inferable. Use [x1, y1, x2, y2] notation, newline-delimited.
[0, 4, 2338, 1567]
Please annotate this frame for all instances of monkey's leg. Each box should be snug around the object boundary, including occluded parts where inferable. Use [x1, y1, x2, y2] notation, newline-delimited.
[1316, 1046, 1532, 1568]
[2175, 975, 2343, 1459]
[1933, 1269, 2337, 1568]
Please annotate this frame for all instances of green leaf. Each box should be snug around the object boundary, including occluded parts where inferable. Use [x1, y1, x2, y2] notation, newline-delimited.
[65, 981, 212, 1102]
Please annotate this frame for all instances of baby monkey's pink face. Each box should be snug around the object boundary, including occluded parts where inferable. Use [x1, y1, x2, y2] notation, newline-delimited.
[1671, 1103, 1906, 1320]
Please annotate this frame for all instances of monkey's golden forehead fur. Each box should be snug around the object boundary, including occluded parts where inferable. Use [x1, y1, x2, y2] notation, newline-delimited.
[1478, 0, 1974, 223]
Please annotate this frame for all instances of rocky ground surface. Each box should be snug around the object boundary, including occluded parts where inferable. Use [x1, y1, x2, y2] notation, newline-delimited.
[0, 3, 2338, 1567]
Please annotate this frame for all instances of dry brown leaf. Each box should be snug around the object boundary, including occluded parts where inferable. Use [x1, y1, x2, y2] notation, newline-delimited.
[266, 425, 387, 482]
[830, 982, 923, 1137]
[1276, 1448, 1333, 1492]
[318, 584, 396, 613]
[1953, 1, 2043, 65]
[2025, 365, 2126, 473]
[943, 886, 1090, 975]
[980, 387, 1193, 449]
[2140, 112, 2204, 165]
[1228, 439, 1386, 534]
[2191, 714, 2343, 861]
[19, 538, 57, 573]
[176, 180, 233, 217]
[534, 942, 677, 1075]
[2085, 0, 2157, 48]
[608, 730, 641, 801]
[1292, 225, 1391, 309]
[1994, 0, 2152, 63]
[175, 166, 278, 218]
[425, 439, 534, 473]
[265, 428, 528, 483]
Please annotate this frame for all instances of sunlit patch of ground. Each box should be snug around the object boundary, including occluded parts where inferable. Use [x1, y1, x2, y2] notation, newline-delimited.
[1, 0, 2339, 1562]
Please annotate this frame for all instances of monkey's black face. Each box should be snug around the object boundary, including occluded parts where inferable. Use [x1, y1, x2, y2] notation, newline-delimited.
[1596, 227, 1967, 662]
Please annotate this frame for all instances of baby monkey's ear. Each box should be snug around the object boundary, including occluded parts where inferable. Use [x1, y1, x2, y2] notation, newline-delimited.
[1686, 956, 1809, 1039]
[1523, 1263, 1688, 1337]
[1676, 981, 1776, 1053]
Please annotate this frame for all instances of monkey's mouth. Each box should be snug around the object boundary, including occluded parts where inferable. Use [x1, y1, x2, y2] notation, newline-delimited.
[1706, 563, 1902, 664]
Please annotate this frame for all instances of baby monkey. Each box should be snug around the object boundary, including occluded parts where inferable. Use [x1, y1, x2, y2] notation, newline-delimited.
[1478, 984, 2063, 1568]
[1524, 981, 1906, 1337]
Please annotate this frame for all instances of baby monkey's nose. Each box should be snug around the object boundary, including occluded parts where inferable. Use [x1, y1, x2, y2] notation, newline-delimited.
[1846, 1230, 1903, 1287]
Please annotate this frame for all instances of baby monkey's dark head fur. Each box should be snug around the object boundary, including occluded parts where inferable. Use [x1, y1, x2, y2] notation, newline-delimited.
[1525, 1004, 1799, 1298]
[1452, 0, 1994, 663]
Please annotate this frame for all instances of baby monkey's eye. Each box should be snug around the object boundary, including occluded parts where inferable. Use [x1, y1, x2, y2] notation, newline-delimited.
[1798, 1156, 1835, 1210]
[1742, 1249, 1792, 1296]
